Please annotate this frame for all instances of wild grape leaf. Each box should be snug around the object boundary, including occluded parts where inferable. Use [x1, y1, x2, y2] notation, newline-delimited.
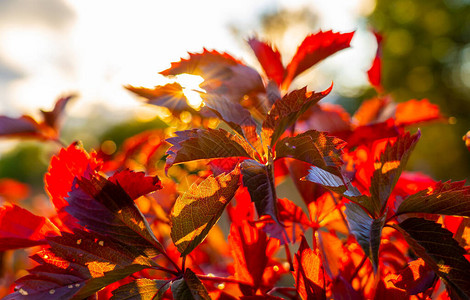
[0, 115, 41, 138]
[165, 128, 256, 173]
[241, 159, 278, 223]
[263, 198, 312, 244]
[109, 169, 162, 200]
[275, 129, 345, 176]
[352, 97, 392, 126]
[390, 258, 436, 295]
[293, 235, 325, 300]
[0, 178, 30, 202]
[247, 38, 285, 86]
[397, 180, 470, 217]
[369, 131, 420, 216]
[263, 86, 332, 148]
[5, 230, 157, 300]
[65, 172, 164, 256]
[396, 218, 470, 299]
[171, 268, 210, 300]
[40, 95, 76, 129]
[301, 166, 372, 213]
[170, 167, 240, 256]
[111, 278, 169, 300]
[0, 204, 60, 251]
[228, 221, 269, 292]
[344, 203, 386, 272]
[126, 83, 197, 115]
[45, 142, 102, 212]
[395, 99, 444, 127]
[160, 49, 264, 104]
[367, 32, 383, 91]
[201, 93, 260, 147]
[0, 95, 75, 140]
[346, 119, 400, 148]
[283, 30, 355, 88]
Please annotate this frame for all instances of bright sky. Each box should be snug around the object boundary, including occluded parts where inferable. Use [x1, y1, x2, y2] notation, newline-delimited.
[0, 0, 376, 119]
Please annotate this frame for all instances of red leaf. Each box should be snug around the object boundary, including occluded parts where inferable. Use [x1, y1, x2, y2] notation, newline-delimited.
[228, 221, 269, 293]
[293, 235, 325, 300]
[367, 32, 383, 92]
[390, 258, 436, 295]
[0, 204, 60, 251]
[65, 172, 165, 255]
[165, 128, 255, 173]
[240, 159, 278, 223]
[248, 38, 285, 86]
[0, 178, 30, 202]
[263, 86, 332, 148]
[109, 169, 162, 200]
[352, 97, 393, 126]
[40, 95, 76, 129]
[126, 83, 197, 115]
[463, 131, 470, 152]
[395, 99, 444, 126]
[283, 30, 354, 89]
[161, 49, 264, 104]
[45, 142, 101, 212]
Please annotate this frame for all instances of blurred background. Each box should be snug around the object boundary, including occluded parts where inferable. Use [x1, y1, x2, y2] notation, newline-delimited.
[0, 0, 469, 189]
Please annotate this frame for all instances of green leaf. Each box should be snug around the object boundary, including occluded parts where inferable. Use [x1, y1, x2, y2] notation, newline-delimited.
[397, 180, 470, 217]
[111, 279, 169, 300]
[344, 203, 386, 272]
[369, 131, 420, 215]
[165, 128, 256, 173]
[171, 268, 210, 300]
[66, 173, 164, 257]
[240, 159, 278, 223]
[275, 130, 345, 176]
[170, 167, 241, 256]
[262, 86, 332, 148]
[396, 218, 470, 299]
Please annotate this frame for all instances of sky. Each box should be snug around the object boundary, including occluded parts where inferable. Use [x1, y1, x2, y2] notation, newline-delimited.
[0, 0, 376, 121]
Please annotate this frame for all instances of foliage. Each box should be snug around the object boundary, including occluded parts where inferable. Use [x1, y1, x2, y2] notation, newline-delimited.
[0, 28, 469, 299]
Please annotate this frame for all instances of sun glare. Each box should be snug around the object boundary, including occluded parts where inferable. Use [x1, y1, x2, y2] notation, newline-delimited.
[175, 74, 206, 108]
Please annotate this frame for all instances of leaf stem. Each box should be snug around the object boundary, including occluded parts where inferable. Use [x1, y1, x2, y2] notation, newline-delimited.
[197, 274, 251, 286]
[161, 251, 182, 274]
[349, 255, 367, 284]
[182, 255, 187, 273]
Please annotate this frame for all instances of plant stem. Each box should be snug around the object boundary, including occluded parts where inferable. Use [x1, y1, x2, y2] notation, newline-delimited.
[349, 255, 367, 284]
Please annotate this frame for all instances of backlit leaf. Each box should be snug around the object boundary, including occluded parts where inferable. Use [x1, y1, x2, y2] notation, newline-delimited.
[228, 221, 269, 291]
[201, 93, 260, 147]
[283, 30, 354, 88]
[395, 99, 444, 126]
[5, 230, 157, 300]
[369, 131, 420, 216]
[248, 38, 285, 86]
[396, 218, 470, 299]
[0, 115, 41, 138]
[366, 32, 383, 91]
[160, 49, 264, 104]
[293, 235, 325, 300]
[109, 169, 162, 200]
[66, 172, 164, 256]
[263, 86, 332, 148]
[170, 167, 240, 256]
[397, 180, 470, 217]
[241, 159, 278, 223]
[40, 95, 76, 129]
[126, 83, 196, 114]
[111, 278, 169, 300]
[275, 129, 345, 176]
[0, 178, 30, 202]
[344, 202, 386, 272]
[165, 128, 255, 173]
[171, 268, 210, 300]
[0, 204, 60, 251]
[390, 258, 436, 295]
